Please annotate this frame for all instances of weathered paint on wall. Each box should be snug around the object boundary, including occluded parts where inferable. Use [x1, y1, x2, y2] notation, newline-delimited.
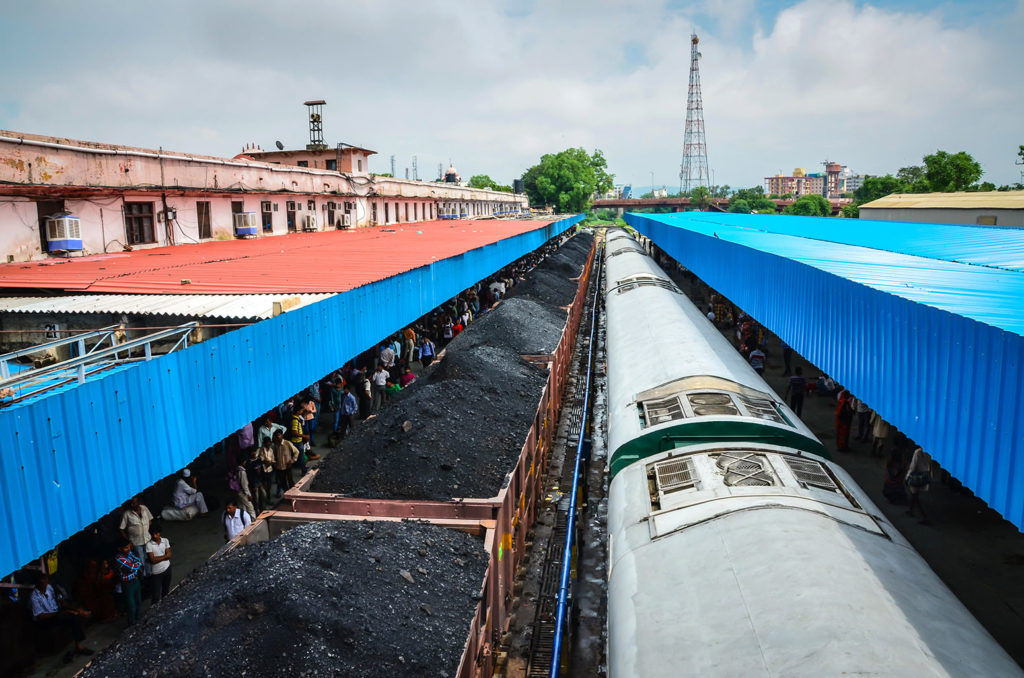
[0, 131, 528, 261]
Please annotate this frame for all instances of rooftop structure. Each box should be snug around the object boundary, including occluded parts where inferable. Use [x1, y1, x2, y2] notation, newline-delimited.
[0, 220, 557, 295]
[860, 190, 1024, 228]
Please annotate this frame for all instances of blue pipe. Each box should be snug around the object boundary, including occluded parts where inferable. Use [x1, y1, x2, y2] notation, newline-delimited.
[549, 245, 603, 677]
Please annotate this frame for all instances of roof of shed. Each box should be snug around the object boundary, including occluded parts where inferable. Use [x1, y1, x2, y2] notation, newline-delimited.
[860, 191, 1024, 210]
[0, 220, 556, 295]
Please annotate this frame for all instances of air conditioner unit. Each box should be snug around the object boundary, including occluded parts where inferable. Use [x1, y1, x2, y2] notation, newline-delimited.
[340, 214, 352, 228]
[234, 212, 259, 238]
[302, 213, 318, 232]
[45, 216, 83, 252]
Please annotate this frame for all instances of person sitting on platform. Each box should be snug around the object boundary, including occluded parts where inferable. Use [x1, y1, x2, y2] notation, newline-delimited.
[31, 573, 94, 663]
[172, 469, 209, 516]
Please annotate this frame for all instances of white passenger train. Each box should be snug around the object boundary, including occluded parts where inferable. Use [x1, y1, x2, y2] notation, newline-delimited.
[603, 228, 1021, 677]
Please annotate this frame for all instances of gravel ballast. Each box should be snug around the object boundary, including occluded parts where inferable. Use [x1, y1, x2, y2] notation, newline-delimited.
[311, 232, 593, 501]
[81, 520, 488, 678]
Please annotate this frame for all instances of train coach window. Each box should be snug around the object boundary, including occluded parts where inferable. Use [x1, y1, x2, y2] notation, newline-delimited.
[606, 245, 645, 259]
[654, 457, 698, 494]
[735, 395, 786, 424]
[642, 396, 686, 426]
[784, 457, 839, 493]
[648, 457, 699, 510]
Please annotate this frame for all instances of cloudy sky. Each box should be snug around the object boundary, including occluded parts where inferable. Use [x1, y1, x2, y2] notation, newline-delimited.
[1, 0, 1022, 189]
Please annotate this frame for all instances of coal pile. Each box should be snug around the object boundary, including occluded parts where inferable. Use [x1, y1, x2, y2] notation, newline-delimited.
[506, 232, 593, 307]
[311, 342, 547, 500]
[81, 520, 488, 678]
[456, 297, 567, 356]
[312, 232, 593, 501]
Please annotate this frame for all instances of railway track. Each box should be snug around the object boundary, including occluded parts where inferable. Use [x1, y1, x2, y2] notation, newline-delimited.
[525, 240, 605, 677]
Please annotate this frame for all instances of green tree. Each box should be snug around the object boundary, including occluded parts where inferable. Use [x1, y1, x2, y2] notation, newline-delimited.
[840, 203, 860, 219]
[922, 150, 983, 192]
[728, 199, 751, 214]
[783, 194, 831, 217]
[853, 175, 907, 203]
[521, 148, 615, 213]
[896, 165, 930, 192]
[690, 185, 711, 209]
[590, 149, 614, 196]
[467, 174, 496, 189]
[732, 186, 777, 212]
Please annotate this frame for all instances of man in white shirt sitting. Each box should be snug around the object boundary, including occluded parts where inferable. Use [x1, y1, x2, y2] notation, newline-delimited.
[173, 469, 209, 515]
[30, 573, 93, 663]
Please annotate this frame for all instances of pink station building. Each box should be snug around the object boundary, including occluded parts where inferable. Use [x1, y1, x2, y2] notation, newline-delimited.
[0, 129, 527, 262]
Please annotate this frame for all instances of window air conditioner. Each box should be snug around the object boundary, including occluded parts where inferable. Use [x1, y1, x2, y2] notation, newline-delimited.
[302, 213, 318, 231]
[234, 212, 259, 237]
[45, 216, 83, 252]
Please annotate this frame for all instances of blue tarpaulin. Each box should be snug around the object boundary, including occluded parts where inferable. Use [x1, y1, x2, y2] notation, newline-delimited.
[0, 215, 582, 577]
[626, 211, 1024, 530]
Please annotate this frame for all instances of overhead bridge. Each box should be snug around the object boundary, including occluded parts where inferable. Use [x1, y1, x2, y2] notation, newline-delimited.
[625, 211, 1024, 530]
[0, 216, 583, 578]
[594, 196, 850, 214]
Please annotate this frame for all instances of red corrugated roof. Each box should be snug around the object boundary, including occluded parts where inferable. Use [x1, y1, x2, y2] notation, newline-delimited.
[0, 220, 557, 294]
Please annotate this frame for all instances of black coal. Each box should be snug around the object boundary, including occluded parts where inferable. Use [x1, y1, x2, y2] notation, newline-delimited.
[312, 232, 593, 501]
[81, 521, 488, 678]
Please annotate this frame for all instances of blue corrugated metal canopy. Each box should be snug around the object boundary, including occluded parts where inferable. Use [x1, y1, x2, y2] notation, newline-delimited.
[0, 215, 583, 578]
[626, 211, 1024, 530]
[675, 212, 1024, 273]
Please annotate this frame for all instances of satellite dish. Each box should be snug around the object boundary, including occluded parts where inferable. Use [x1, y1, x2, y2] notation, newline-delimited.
[275, 140, 284, 151]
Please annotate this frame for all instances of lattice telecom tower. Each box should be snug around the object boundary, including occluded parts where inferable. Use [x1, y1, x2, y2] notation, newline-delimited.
[679, 34, 710, 194]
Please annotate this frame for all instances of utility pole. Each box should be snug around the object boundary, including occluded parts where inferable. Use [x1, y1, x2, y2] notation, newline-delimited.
[679, 33, 710, 195]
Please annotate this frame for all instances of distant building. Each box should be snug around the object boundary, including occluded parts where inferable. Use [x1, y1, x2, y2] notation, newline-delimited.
[766, 162, 848, 198]
[243, 143, 375, 175]
[859, 191, 1024, 228]
[841, 168, 864, 195]
[653, 188, 669, 198]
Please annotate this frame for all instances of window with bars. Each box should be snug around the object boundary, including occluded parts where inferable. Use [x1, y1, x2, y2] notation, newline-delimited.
[654, 457, 697, 494]
[124, 202, 156, 244]
[641, 395, 685, 427]
[784, 457, 839, 492]
[196, 201, 212, 239]
[614, 279, 681, 295]
[737, 395, 785, 424]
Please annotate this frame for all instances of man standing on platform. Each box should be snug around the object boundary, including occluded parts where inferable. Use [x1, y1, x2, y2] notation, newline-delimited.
[118, 496, 153, 577]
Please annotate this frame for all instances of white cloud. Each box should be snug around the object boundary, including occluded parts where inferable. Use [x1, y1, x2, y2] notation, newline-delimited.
[1, 0, 1021, 188]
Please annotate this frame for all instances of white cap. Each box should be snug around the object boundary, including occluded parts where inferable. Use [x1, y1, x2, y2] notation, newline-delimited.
[182, 469, 191, 478]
